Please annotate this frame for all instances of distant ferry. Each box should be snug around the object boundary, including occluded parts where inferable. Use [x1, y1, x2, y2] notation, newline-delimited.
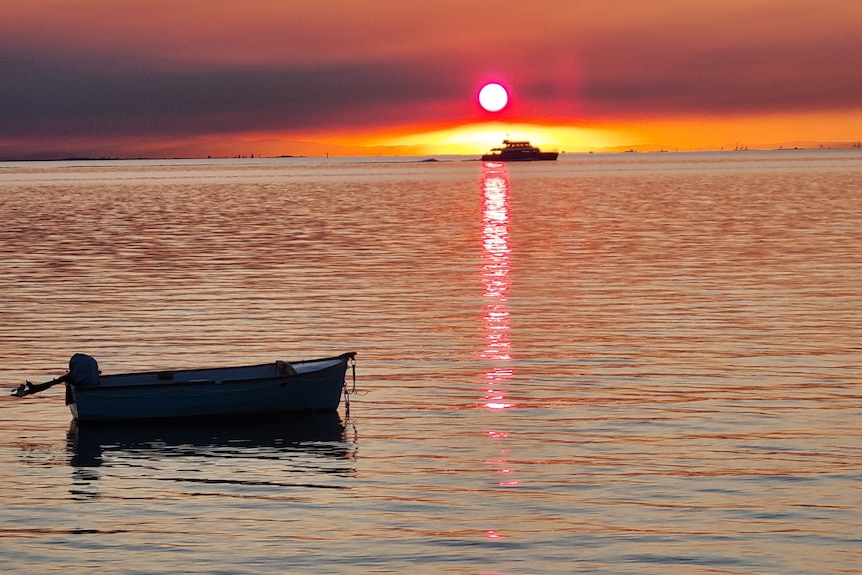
[481, 140, 558, 162]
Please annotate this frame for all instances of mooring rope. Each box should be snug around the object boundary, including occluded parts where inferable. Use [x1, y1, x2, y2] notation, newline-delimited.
[343, 354, 358, 419]
[344, 357, 365, 419]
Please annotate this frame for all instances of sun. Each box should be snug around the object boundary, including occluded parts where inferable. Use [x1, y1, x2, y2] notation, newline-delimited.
[478, 83, 509, 112]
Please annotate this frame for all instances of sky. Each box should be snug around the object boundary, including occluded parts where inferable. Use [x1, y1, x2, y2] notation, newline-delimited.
[2, 0, 861, 159]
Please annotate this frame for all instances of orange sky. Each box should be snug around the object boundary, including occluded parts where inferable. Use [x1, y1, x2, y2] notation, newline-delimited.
[1, 1, 861, 159]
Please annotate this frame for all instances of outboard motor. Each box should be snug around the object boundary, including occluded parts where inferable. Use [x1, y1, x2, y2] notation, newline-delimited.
[69, 353, 100, 388]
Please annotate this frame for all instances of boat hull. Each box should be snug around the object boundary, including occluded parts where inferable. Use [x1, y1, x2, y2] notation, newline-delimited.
[67, 352, 355, 423]
[481, 151, 558, 161]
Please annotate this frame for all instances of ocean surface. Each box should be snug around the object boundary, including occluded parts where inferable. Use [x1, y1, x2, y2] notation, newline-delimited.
[1, 151, 860, 574]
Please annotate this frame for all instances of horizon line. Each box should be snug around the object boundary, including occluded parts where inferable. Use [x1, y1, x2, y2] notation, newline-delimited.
[3, 139, 861, 163]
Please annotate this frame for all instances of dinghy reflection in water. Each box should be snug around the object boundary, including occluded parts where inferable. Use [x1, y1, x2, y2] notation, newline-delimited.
[68, 410, 353, 468]
[66, 411, 356, 499]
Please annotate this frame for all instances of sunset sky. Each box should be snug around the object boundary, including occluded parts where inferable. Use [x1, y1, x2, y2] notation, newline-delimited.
[2, 1, 861, 159]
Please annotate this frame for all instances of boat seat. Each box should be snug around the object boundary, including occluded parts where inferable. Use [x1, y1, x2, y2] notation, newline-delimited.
[276, 360, 297, 377]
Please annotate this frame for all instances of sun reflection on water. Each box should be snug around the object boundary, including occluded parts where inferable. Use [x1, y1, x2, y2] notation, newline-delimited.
[478, 161, 521, 500]
[479, 161, 515, 410]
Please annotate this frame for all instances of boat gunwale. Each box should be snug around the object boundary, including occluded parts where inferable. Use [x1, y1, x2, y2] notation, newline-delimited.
[79, 352, 356, 392]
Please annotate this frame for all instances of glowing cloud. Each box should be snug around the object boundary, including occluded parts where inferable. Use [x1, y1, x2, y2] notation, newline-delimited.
[1, 1, 861, 158]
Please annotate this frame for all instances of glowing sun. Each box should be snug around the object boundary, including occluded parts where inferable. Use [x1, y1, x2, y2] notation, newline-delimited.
[478, 83, 508, 112]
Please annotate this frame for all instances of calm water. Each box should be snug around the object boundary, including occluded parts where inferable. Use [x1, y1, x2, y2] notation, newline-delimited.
[1, 151, 860, 574]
